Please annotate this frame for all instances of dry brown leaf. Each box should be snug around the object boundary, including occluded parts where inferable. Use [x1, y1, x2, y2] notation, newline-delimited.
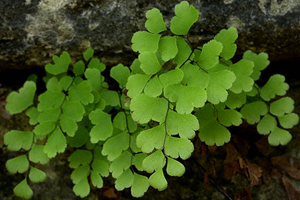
[271, 154, 300, 180]
[103, 187, 118, 199]
[282, 174, 300, 200]
[225, 143, 239, 163]
[224, 144, 244, 180]
[245, 159, 263, 186]
[237, 157, 262, 186]
[224, 161, 243, 180]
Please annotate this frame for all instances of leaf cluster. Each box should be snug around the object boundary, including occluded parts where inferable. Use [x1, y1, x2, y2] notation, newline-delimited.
[4, 1, 298, 199]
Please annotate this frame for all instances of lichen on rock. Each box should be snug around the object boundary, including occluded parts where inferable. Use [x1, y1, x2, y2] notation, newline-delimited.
[25, 0, 75, 44]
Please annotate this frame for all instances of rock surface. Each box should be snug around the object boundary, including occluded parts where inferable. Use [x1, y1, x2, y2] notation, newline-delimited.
[1, 0, 300, 73]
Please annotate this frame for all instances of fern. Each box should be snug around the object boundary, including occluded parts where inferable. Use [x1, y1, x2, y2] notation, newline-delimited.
[3, 1, 299, 199]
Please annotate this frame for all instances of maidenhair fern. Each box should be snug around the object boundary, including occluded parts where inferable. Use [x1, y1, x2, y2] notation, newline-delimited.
[4, 1, 299, 199]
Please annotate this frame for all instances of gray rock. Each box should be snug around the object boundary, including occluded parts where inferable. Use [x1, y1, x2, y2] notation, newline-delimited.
[1, 0, 300, 72]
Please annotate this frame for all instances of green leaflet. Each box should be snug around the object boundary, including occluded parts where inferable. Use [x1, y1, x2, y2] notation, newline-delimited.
[130, 132, 142, 153]
[196, 104, 231, 146]
[89, 109, 113, 143]
[71, 165, 90, 198]
[99, 90, 120, 107]
[29, 167, 47, 183]
[33, 120, 56, 137]
[44, 127, 67, 158]
[109, 151, 132, 178]
[60, 114, 78, 137]
[166, 110, 199, 139]
[131, 173, 149, 198]
[229, 59, 254, 93]
[110, 64, 131, 88]
[145, 8, 166, 34]
[68, 81, 94, 105]
[6, 155, 29, 174]
[45, 51, 70, 75]
[29, 145, 50, 165]
[173, 37, 192, 66]
[166, 157, 185, 177]
[206, 69, 236, 104]
[278, 113, 299, 129]
[144, 75, 163, 97]
[270, 97, 294, 116]
[257, 114, 277, 135]
[26, 107, 40, 125]
[62, 100, 85, 121]
[67, 121, 89, 148]
[73, 60, 85, 76]
[136, 124, 165, 153]
[214, 27, 238, 60]
[92, 147, 110, 177]
[6, 81, 36, 114]
[225, 91, 247, 109]
[260, 74, 289, 101]
[170, 1, 199, 35]
[130, 94, 168, 124]
[138, 52, 162, 75]
[159, 36, 178, 61]
[92, 159, 109, 178]
[115, 168, 134, 191]
[113, 112, 127, 131]
[181, 63, 209, 88]
[4, 130, 33, 151]
[90, 171, 103, 188]
[164, 84, 206, 114]
[159, 68, 184, 87]
[218, 109, 242, 127]
[83, 48, 94, 61]
[46, 77, 62, 92]
[68, 150, 93, 168]
[198, 40, 223, 70]
[13, 179, 33, 199]
[37, 107, 60, 123]
[59, 76, 74, 92]
[243, 50, 270, 81]
[132, 153, 147, 171]
[71, 165, 90, 184]
[132, 31, 161, 53]
[268, 127, 292, 146]
[88, 58, 106, 72]
[102, 132, 130, 161]
[85, 68, 102, 91]
[73, 178, 90, 198]
[149, 168, 168, 191]
[142, 150, 166, 173]
[199, 120, 231, 146]
[130, 59, 144, 74]
[126, 74, 151, 98]
[37, 90, 65, 111]
[240, 101, 268, 124]
[164, 135, 194, 160]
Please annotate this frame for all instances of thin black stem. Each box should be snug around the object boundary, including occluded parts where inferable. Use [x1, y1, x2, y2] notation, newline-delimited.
[193, 159, 234, 200]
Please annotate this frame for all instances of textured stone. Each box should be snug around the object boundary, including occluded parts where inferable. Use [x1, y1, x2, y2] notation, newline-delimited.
[0, 0, 300, 73]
